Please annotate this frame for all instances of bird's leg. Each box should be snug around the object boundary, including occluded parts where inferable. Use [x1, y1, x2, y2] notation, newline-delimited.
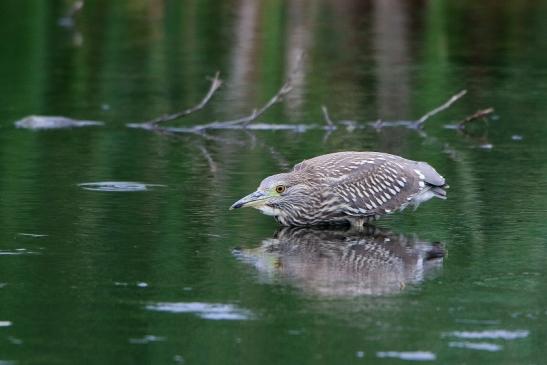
[349, 217, 368, 228]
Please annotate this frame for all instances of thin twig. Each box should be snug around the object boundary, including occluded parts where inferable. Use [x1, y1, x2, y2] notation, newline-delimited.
[458, 107, 494, 128]
[321, 106, 337, 142]
[68, 0, 85, 17]
[321, 106, 335, 128]
[415, 90, 467, 128]
[238, 131, 290, 169]
[243, 130, 258, 149]
[141, 72, 223, 127]
[196, 144, 218, 173]
[266, 145, 290, 170]
[130, 53, 302, 133]
[58, 0, 85, 28]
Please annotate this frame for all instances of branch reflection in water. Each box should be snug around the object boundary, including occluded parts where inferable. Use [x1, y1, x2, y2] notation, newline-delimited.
[234, 226, 444, 297]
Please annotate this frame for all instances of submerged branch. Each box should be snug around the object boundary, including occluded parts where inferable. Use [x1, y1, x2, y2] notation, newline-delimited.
[415, 90, 467, 128]
[196, 144, 218, 173]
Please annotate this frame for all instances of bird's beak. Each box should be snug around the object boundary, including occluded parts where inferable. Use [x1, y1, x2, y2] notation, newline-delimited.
[230, 190, 268, 210]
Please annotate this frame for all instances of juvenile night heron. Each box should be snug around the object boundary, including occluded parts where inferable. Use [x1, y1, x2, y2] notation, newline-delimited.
[230, 151, 447, 226]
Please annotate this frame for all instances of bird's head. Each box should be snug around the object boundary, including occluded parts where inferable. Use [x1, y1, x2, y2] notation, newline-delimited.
[230, 172, 310, 217]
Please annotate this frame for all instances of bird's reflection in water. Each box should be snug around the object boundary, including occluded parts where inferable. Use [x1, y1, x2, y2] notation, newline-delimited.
[234, 226, 444, 297]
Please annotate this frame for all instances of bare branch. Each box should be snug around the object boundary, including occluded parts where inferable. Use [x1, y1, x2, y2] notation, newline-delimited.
[193, 53, 303, 131]
[194, 82, 293, 131]
[140, 72, 223, 127]
[458, 107, 494, 128]
[415, 90, 467, 128]
[126, 63, 494, 151]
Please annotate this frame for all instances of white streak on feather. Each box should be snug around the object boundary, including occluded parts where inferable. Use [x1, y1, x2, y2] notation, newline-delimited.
[414, 169, 425, 180]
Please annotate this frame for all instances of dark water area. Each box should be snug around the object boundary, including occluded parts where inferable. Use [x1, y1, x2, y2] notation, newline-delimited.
[1, 1, 547, 364]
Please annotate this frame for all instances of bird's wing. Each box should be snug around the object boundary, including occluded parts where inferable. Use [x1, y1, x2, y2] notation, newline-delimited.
[321, 155, 422, 215]
[293, 152, 445, 216]
[293, 152, 376, 177]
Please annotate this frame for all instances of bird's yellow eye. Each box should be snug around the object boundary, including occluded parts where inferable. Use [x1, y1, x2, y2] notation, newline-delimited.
[275, 185, 286, 194]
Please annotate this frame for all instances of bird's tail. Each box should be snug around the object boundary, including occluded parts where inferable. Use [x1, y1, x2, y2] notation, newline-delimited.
[430, 185, 447, 200]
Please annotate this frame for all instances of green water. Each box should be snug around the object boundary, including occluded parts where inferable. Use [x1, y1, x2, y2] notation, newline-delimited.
[1, 1, 547, 364]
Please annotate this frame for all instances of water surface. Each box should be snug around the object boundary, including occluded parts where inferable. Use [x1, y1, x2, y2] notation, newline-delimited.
[1, 1, 547, 364]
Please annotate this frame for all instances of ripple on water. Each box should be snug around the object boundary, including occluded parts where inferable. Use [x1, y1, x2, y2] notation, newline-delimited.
[17, 233, 47, 238]
[129, 335, 166, 344]
[146, 302, 253, 320]
[449, 341, 502, 352]
[78, 182, 166, 192]
[444, 330, 529, 340]
[0, 249, 39, 256]
[454, 319, 501, 325]
[376, 351, 436, 361]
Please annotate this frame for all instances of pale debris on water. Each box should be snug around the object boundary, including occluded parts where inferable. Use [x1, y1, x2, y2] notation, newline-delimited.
[78, 182, 166, 192]
[376, 351, 436, 361]
[15, 115, 104, 130]
[0, 321, 12, 327]
[146, 302, 254, 320]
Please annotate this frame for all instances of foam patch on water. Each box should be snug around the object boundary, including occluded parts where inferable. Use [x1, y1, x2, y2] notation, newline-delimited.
[146, 302, 253, 320]
[129, 335, 166, 344]
[449, 341, 502, 352]
[78, 182, 165, 192]
[376, 351, 436, 361]
[445, 330, 529, 340]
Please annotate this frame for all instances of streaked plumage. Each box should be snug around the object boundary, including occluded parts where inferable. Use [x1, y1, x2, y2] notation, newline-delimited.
[234, 226, 445, 296]
[231, 151, 447, 226]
